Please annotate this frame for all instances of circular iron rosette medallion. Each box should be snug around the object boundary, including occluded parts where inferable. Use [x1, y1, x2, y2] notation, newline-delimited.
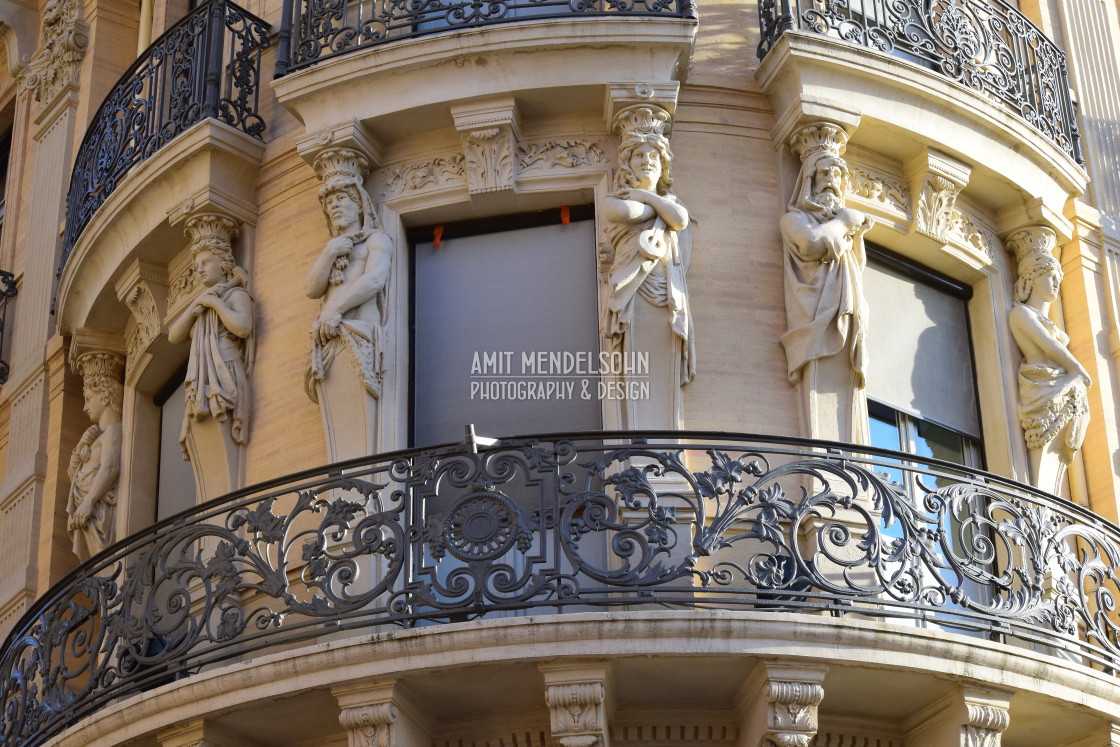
[442, 490, 524, 562]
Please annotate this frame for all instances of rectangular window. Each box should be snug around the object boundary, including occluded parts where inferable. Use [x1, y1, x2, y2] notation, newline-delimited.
[410, 209, 602, 446]
[863, 246, 982, 453]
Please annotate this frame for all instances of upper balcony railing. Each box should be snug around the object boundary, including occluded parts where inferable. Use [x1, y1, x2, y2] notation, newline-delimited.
[57, 0, 269, 273]
[757, 0, 1083, 164]
[274, 0, 696, 76]
[4, 431, 1120, 745]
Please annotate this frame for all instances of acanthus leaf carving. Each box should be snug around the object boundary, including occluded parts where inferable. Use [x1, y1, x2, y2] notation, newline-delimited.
[124, 285, 161, 363]
[915, 175, 961, 240]
[24, 0, 87, 103]
[961, 703, 1010, 747]
[464, 127, 514, 193]
[946, 207, 998, 259]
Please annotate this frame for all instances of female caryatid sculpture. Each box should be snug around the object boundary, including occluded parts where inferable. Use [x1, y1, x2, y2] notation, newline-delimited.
[780, 123, 874, 444]
[601, 105, 695, 429]
[67, 352, 124, 560]
[1008, 228, 1091, 495]
[167, 215, 254, 496]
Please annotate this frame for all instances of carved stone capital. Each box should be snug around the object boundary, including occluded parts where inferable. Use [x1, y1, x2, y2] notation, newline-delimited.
[736, 663, 827, 747]
[333, 680, 428, 747]
[904, 686, 1011, 747]
[452, 98, 520, 194]
[541, 663, 612, 747]
[604, 81, 679, 126]
[905, 148, 971, 242]
[114, 260, 169, 368]
[68, 329, 125, 375]
[314, 147, 372, 192]
[23, 0, 87, 105]
[296, 119, 384, 169]
[339, 703, 399, 747]
[612, 103, 672, 139]
[788, 122, 848, 161]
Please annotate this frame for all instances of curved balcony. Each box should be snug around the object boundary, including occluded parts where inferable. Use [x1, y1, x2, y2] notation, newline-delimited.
[275, 0, 696, 76]
[4, 431, 1120, 744]
[757, 0, 1083, 164]
[57, 0, 269, 274]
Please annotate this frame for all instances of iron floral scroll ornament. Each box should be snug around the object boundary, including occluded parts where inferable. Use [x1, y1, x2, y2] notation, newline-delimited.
[5, 433, 1120, 744]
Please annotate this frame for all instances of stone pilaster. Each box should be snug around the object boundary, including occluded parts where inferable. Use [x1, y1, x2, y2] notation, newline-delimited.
[540, 662, 613, 747]
[736, 662, 827, 747]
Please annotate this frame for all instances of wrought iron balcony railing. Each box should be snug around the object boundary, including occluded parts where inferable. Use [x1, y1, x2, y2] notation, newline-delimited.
[274, 0, 696, 76]
[57, 0, 269, 273]
[757, 0, 1083, 164]
[3, 431, 1119, 745]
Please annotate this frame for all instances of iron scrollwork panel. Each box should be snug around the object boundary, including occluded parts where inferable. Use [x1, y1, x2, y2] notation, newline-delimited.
[756, 0, 1082, 163]
[4, 434, 1120, 745]
[58, 0, 269, 272]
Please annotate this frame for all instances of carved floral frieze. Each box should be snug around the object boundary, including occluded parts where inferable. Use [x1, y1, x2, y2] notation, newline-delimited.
[374, 154, 466, 201]
[517, 140, 608, 173]
[848, 165, 910, 215]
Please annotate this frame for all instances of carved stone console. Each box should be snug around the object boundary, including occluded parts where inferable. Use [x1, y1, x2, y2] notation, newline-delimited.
[540, 662, 613, 747]
[333, 680, 430, 747]
[904, 686, 1011, 746]
[736, 662, 827, 747]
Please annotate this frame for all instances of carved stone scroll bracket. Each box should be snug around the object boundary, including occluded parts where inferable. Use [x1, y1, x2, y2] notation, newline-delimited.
[333, 680, 431, 747]
[604, 81, 680, 129]
[157, 718, 253, 747]
[451, 98, 520, 194]
[540, 662, 613, 747]
[904, 147, 971, 243]
[903, 686, 1012, 747]
[23, 0, 88, 106]
[296, 119, 384, 172]
[113, 259, 168, 378]
[736, 662, 827, 747]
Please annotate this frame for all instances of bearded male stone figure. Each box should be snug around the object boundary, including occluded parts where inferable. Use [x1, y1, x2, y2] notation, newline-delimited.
[780, 124, 874, 444]
[305, 149, 393, 460]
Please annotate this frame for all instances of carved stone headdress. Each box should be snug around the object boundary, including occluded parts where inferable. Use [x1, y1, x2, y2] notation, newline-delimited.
[186, 214, 247, 287]
[314, 148, 380, 234]
[76, 352, 124, 416]
[1007, 227, 1061, 303]
[787, 123, 851, 220]
[612, 104, 675, 195]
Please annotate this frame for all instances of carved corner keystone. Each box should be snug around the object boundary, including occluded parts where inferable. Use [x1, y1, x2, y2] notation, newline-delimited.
[333, 680, 429, 747]
[904, 147, 971, 243]
[736, 663, 827, 747]
[904, 686, 1011, 747]
[451, 98, 520, 195]
[540, 662, 613, 747]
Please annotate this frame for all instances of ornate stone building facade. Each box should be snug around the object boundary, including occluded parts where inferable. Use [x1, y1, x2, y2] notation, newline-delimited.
[0, 0, 1119, 742]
